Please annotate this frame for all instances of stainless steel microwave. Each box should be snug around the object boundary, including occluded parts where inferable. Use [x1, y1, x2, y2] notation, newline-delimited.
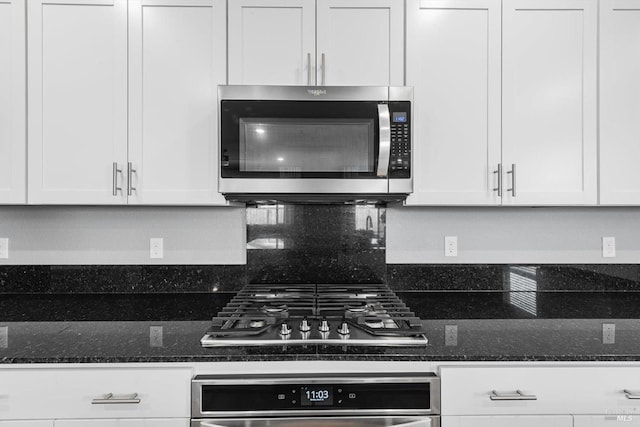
[218, 85, 413, 202]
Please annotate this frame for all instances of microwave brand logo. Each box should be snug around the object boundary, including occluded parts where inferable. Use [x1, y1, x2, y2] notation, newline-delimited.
[307, 89, 327, 96]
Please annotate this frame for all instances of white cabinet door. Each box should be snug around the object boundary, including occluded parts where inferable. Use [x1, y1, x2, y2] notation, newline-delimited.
[575, 415, 640, 426]
[0, 0, 26, 204]
[443, 416, 573, 427]
[228, 0, 315, 85]
[501, 0, 597, 205]
[128, 0, 227, 205]
[599, 0, 640, 205]
[27, 0, 128, 205]
[0, 423, 53, 427]
[316, 0, 403, 86]
[55, 419, 189, 427]
[405, 0, 501, 205]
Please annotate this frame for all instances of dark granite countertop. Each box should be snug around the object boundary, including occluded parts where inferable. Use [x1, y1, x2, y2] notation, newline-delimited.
[2, 291, 640, 363]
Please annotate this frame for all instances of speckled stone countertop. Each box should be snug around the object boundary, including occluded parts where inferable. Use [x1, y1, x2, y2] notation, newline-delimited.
[2, 291, 640, 363]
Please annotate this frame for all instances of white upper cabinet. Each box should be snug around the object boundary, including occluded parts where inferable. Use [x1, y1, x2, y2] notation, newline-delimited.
[405, 0, 502, 205]
[0, 0, 26, 205]
[228, 0, 403, 86]
[27, 0, 129, 205]
[316, 0, 403, 86]
[501, 0, 598, 205]
[128, 0, 227, 205]
[599, 0, 640, 205]
[228, 0, 315, 85]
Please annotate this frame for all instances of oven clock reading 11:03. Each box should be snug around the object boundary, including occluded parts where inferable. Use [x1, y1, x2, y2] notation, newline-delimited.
[300, 386, 334, 406]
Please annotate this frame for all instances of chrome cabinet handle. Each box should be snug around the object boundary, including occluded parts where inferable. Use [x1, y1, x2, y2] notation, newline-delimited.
[493, 163, 503, 197]
[92, 392, 140, 404]
[127, 162, 137, 196]
[307, 52, 312, 85]
[112, 162, 122, 196]
[490, 390, 537, 401]
[624, 390, 640, 399]
[321, 53, 326, 86]
[377, 104, 391, 178]
[507, 163, 516, 197]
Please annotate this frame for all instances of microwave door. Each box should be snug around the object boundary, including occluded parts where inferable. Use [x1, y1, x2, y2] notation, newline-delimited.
[376, 103, 391, 178]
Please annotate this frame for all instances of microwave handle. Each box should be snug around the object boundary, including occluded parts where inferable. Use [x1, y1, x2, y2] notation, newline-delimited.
[377, 103, 391, 177]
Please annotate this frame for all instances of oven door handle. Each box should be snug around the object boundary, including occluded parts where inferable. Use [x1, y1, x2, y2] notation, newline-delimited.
[377, 103, 391, 178]
[193, 419, 436, 427]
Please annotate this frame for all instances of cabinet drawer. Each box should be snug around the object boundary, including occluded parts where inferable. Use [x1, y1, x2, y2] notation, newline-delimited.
[0, 367, 192, 420]
[441, 366, 640, 415]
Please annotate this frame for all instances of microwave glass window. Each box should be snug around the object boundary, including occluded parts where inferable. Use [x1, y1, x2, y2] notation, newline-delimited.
[239, 118, 374, 173]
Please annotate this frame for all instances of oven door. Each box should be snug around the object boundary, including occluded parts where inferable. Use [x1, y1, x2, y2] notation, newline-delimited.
[192, 416, 439, 427]
[219, 95, 391, 195]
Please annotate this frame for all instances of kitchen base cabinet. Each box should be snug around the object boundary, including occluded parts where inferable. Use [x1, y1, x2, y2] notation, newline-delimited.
[442, 416, 573, 427]
[575, 415, 640, 426]
[55, 419, 189, 427]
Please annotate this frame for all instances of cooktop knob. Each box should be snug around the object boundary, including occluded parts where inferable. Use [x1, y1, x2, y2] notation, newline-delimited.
[299, 317, 311, 333]
[319, 318, 330, 333]
[279, 322, 292, 336]
[338, 321, 350, 336]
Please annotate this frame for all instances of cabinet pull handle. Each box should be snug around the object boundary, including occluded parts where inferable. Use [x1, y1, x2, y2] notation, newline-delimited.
[92, 392, 140, 404]
[624, 389, 640, 399]
[127, 162, 137, 196]
[493, 163, 503, 197]
[490, 390, 537, 401]
[507, 163, 516, 197]
[321, 53, 326, 86]
[112, 162, 122, 196]
[307, 53, 312, 85]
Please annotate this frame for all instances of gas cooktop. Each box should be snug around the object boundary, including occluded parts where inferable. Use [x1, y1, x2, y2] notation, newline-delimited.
[201, 283, 428, 347]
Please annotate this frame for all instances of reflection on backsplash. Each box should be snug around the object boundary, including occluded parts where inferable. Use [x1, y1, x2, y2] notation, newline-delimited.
[505, 266, 538, 316]
[246, 203, 386, 284]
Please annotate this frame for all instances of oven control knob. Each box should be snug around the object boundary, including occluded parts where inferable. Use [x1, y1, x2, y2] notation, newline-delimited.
[279, 322, 292, 336]
[319, 318, 330, 333]
[299, 317, 311, 333]
[338, 321, 350, 336]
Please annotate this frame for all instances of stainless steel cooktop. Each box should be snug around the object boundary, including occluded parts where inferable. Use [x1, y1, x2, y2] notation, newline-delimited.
[201, 283, 428, 347]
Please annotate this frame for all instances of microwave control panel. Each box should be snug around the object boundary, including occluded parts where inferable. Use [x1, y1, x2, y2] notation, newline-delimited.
[389, 102, 411, 178]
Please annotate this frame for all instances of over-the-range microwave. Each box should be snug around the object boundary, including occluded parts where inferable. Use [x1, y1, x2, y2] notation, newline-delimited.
[218, 85, 413, 203]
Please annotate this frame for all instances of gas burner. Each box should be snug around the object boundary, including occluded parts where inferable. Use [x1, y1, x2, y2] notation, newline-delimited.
[364, 319, 385, 329]
[261, 305, 288, 314]
[345, 303, 368, 313]
[249, 319, 266, 328]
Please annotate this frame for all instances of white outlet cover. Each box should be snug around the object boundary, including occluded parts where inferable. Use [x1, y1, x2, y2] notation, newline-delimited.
[444, 236, 458, 257]
[0, 238, 8, 259]
[602, 237, 616, 258]
[150, 238, 163, 259]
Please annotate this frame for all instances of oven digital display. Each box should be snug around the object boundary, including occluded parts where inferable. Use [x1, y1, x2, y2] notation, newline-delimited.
[392, 112, 407, 123]
[300, 386, 334, 406]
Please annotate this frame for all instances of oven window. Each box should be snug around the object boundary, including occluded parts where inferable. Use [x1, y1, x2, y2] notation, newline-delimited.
[239, 118, 374, 173]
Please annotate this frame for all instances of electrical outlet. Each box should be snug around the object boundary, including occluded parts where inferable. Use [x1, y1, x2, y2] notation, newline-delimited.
[0, 326, 8, 348]
[445, 325, 458, 346]
[603, 323, 615, 344]
[150, 326, 163, 347]
[602, 237, 616, 258]
[0, 238, 8, 259]
[150, 238, 163, 259]
[445, 236, 458, 257]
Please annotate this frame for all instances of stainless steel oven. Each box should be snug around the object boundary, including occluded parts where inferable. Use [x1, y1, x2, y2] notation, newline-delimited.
[191, 373, 440, 427]
[218, 86, 413, 202]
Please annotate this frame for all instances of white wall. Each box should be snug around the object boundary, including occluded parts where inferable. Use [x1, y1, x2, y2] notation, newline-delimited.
[387, 206, 640, 264]
[0, 206, 246, 265]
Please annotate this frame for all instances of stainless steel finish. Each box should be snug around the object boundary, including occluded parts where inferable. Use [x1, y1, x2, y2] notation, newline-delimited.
[191, 374, 440, 419]
[127, 162, 136, 196]
[489, 390, 537, 401]
[219, 85, 390, 102]
[299, 318, 311, 332]
[319, 319, 330, 333]
[389, 86, 414, 101]
[377, 104, 391, 178]
[219, 178, 390, 195]
[201, 335, 427, 347]
[279, 322, 292, 336]
[192, 417, 439, 427]
[624, 389, 640, 399]
[112, 162, 122, 196]
[507, 164, 516, 197]
[338, 321, 350, 335]
[92, 392, 140, 404]
[307, 53, 312, 85]
[493, 163, 502, 197]
[321, 53, 326, 86]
